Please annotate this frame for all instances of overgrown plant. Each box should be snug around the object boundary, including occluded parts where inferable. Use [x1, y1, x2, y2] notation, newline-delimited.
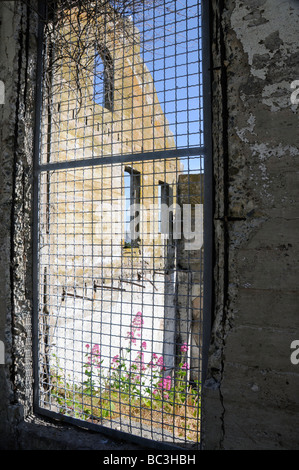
[32, 0, 168, 110]
[51, 311, 201, 441]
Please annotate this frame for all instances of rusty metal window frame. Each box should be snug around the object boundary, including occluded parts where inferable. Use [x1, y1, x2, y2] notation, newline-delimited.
[33, 0, 212, 450]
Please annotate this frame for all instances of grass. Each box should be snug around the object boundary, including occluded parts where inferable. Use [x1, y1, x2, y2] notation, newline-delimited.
[50, 369, 201, 443]
[49, 312, 201, 443]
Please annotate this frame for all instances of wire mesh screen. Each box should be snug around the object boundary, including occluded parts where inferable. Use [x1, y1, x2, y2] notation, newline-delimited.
[35, 0, 207, 448]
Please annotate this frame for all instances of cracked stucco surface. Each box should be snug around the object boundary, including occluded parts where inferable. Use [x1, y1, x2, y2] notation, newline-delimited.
[202, 0, 299, 450]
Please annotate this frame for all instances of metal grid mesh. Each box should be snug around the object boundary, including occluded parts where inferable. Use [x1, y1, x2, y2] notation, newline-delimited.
[35, 0, 206, 448]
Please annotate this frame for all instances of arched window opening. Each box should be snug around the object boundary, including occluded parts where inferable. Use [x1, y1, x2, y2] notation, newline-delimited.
[94, 45, 114, 111]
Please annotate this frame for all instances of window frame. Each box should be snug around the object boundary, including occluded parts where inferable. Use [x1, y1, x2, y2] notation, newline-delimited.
[32, 0, 213, 450]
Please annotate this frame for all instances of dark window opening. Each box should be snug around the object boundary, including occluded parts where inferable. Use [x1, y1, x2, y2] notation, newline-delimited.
[124, 167, 141, 248]
[158, 181, 173, 238]
[94, 45, 114, 111]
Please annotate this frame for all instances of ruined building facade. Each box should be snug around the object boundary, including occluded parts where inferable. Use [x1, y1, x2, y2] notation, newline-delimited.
[38, 7, 190, 385]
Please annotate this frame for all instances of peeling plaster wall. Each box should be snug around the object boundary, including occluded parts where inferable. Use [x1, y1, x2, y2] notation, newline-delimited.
[0, 0, 37, 448]
[202, 0, 299, 450]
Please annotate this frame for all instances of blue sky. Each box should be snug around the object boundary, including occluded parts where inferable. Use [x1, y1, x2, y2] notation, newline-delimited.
[94, 1, 204, 173]
[136, 0, 204, 156]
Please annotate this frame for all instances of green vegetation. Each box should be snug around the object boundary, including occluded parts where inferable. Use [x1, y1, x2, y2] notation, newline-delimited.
[50, 311, 201, 442]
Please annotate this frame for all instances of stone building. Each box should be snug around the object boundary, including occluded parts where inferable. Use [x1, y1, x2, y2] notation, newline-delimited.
[0, 0, 298, 451]
[38, 6, 187, 383]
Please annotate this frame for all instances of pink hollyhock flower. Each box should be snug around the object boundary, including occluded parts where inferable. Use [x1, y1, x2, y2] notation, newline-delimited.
[181, 342, 189, 353]
[134, 352, 146, 371]
[165, 376, 172, 390]
[157, 356, 165, 370]
[158, 376, 171, 391]
[132, 374, 140, 382]
[92, 344, 100, 354]
[127, 331, 137, 345]
[141, 341, 147, 350]
[181, 362, 189, 370]
[132, 311, 144, 329]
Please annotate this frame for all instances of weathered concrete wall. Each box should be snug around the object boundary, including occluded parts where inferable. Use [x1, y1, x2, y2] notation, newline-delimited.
[0, 0, 38, 448]
[202, 0, 299, 450]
